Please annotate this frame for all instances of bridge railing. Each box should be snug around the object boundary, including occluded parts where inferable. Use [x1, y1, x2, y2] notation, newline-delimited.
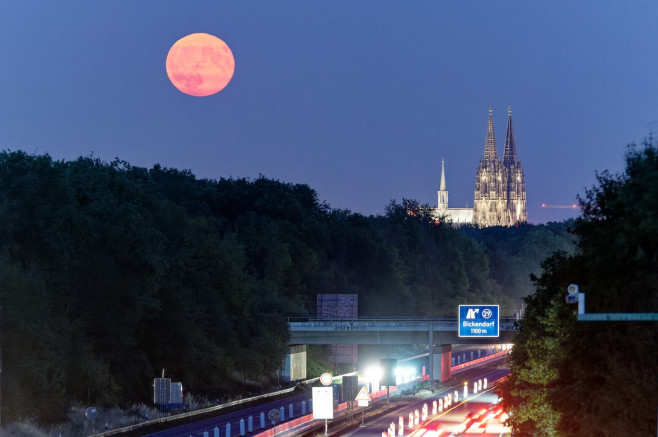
[287, 317, 458, 323]
[287, 317, 456, 330]
[287, 316, 520, 331]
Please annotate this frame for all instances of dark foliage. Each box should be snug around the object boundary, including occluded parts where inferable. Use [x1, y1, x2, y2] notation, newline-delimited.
[499, 139, 658, 436]
[0, 151, 572, 424]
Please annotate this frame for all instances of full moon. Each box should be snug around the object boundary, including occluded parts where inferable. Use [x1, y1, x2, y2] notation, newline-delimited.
[166, 33, 235, 97]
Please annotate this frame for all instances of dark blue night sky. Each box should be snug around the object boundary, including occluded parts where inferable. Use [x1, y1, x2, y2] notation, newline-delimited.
[2, 1, 657, 223]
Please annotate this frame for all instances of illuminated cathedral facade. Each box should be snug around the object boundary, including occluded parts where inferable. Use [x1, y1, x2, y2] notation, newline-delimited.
[436, 106, 527, 227]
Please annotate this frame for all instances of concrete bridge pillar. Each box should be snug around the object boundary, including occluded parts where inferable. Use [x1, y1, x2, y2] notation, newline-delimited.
[428, 327, 452, 382]
[428, 325, 434, 381]
[431, 344, 452, 382]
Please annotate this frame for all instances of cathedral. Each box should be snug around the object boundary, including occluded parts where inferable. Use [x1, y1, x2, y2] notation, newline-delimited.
[436, 106, 527, 227]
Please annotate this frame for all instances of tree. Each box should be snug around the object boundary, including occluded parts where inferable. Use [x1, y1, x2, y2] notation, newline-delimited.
[0, 150, 576, 426]
[497, 252, 575, 436]
[500, 139, 658, 436]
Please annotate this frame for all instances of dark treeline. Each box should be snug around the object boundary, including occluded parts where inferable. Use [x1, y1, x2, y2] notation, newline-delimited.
[499, 140, 658, 435]
[0, 151, 572, 424]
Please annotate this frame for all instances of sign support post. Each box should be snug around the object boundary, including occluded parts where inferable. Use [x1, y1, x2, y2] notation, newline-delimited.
[355, 385, 371, 428]
[314, 373, 334, 437]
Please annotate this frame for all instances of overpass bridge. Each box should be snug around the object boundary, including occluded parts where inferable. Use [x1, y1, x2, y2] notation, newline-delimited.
[286, 317, 520, 382]
[288, 317, 519, 345]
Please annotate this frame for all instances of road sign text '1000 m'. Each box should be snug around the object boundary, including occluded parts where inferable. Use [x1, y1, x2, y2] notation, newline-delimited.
[459, 305, 499, 337]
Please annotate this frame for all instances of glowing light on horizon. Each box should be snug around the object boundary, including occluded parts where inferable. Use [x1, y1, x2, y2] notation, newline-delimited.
[541, 203, 581, 209]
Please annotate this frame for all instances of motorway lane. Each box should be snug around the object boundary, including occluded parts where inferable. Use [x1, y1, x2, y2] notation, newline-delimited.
[144, 392, 314, 437]
[452, 344, 507, 360]
[143, 360, 508, 437]
[340, 368, 510, 437]
[414, 395, 510, 436]
[401, 344, 510, 376]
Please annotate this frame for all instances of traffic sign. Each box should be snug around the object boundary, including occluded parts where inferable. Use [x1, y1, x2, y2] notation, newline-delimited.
[312, 387, 334, 419]
[355, 385, 371, 407]
[320, 373, 333, 386]
[459, 305, 499, 337]
[267, 409, 280, 424]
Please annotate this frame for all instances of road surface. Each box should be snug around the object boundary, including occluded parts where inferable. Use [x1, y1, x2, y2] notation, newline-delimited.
[339, 368, 510, 437]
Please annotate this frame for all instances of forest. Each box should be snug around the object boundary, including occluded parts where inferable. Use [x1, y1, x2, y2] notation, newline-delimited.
[0, 151, 573, 425]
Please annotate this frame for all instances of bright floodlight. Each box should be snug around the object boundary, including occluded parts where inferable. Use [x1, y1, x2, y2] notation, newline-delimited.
[365, 366, 382, 380]
[394, 366, 416, 384]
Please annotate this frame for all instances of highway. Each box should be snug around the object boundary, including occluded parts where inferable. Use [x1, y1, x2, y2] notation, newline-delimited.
[337, 368, 510, 437]
[105, 350, 509, 437]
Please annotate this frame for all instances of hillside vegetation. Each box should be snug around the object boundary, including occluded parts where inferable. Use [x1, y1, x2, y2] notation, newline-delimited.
[0, 151, 573, 424]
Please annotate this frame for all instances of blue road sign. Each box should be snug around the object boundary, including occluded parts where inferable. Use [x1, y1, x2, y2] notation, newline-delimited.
[459, 305, 499, 337]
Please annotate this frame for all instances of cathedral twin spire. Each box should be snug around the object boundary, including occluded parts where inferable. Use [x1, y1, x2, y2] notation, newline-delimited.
[483, 106, 498, 165]
[484, 105, 518, 167]
[436, 107, 527, 227]
[503, 106, 519, 167]
[473, 106, 526, 226]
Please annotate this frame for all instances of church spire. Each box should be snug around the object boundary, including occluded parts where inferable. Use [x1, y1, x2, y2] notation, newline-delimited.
[483, 106, 497, 164]
[437, 158, 449, 212]
[440, 158, 446, 190]
[503, 106, 518, 166]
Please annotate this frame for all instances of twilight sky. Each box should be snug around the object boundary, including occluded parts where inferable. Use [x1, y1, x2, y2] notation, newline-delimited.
[2, 1, 657, 223]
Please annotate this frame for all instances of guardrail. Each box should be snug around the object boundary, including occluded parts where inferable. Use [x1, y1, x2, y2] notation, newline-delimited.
[251, 386, 397, 437]
[91, 372, 361, 437]
[451, 350, 509, 373]
[90, 386, 301, 437]
[288, 318, 521, 334]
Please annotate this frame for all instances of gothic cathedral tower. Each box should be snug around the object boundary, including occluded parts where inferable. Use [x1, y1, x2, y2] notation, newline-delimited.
[502, 107, 527, 224]
[473, 107, 526, 226]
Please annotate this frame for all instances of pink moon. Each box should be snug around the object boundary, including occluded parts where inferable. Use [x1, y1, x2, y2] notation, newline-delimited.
[166, 33, 235, 97]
